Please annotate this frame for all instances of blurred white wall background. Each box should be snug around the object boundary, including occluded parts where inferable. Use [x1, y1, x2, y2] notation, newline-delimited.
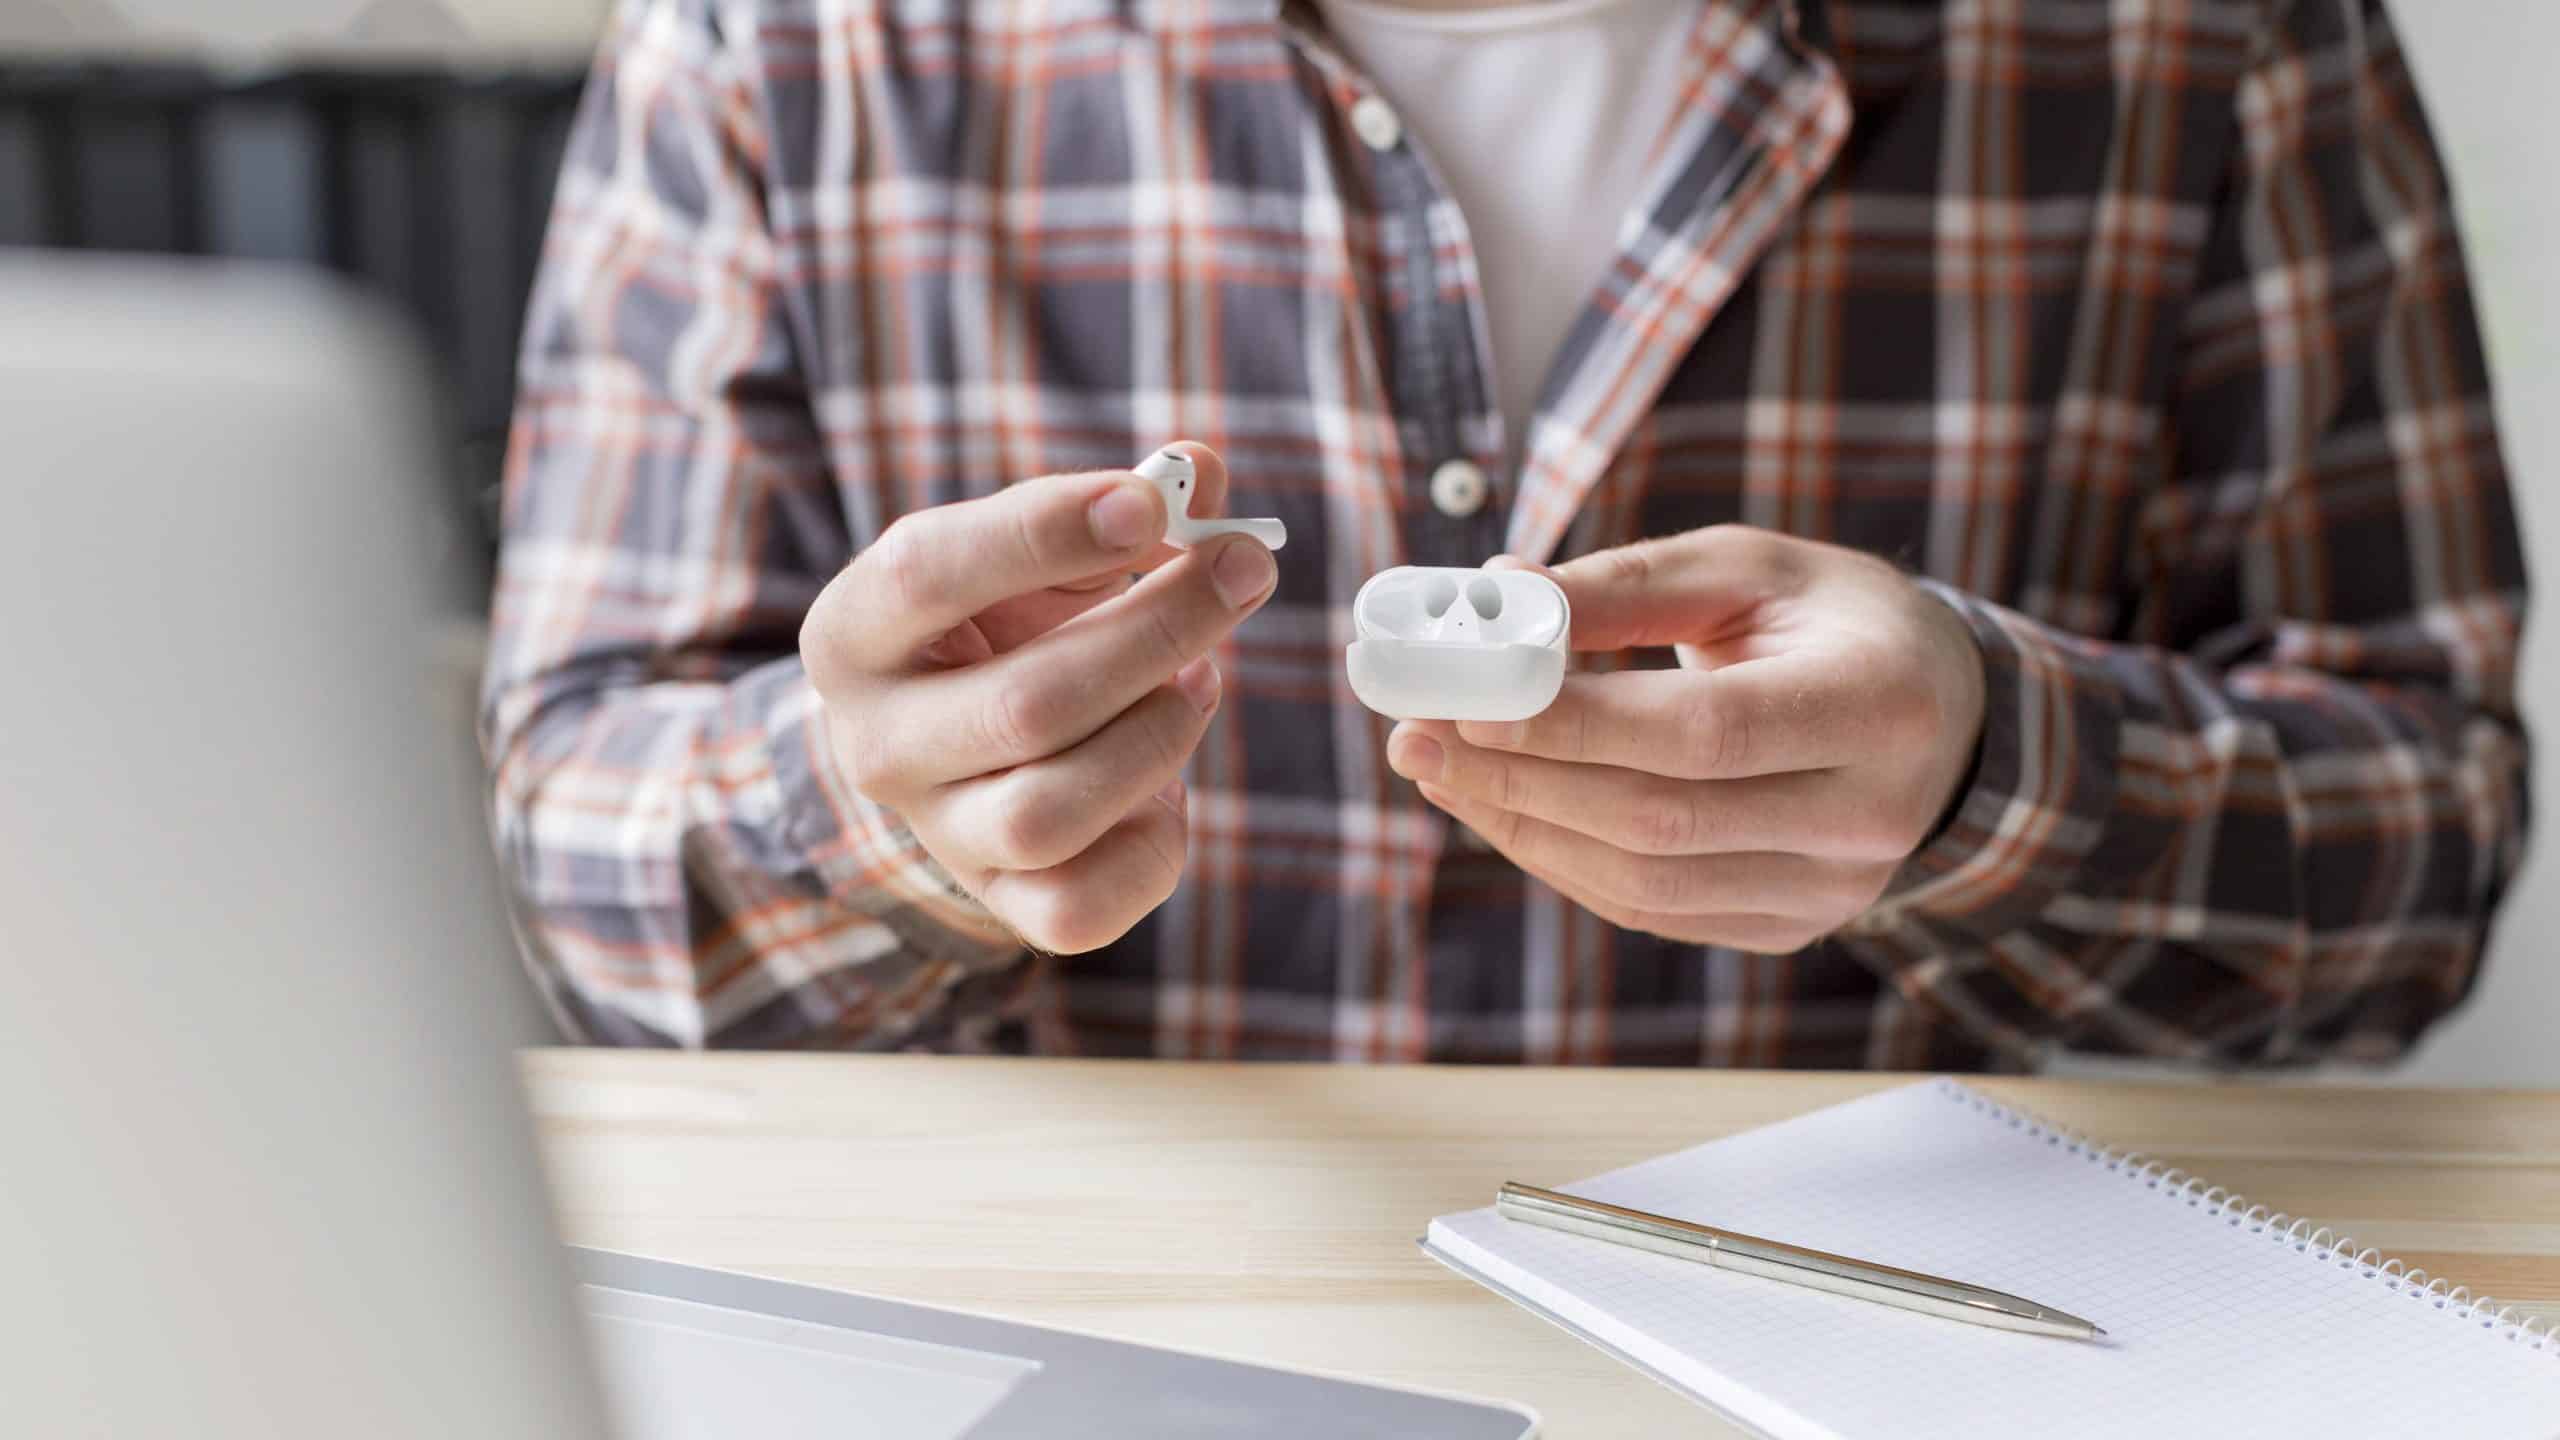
[2383, 6, 2559, 1085]
[1, 0, 607, 63]
[5, 0, 2547, 1077]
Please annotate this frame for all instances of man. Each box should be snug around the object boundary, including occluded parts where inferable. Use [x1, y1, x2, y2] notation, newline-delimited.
[484, 0, 2527, 1068]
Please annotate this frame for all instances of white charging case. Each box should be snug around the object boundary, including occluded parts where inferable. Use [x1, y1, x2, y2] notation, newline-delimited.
[1345, 566, 1571, 722]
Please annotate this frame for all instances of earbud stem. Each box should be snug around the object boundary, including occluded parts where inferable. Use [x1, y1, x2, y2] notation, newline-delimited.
[1167, 517, 1286, 551]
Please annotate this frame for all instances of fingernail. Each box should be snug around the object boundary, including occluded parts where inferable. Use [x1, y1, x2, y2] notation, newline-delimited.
[1464, 720, 1526, 748]
[1156, 778, 1187, 811]
[1088, 484, 1157, 549]
[1212, 539, 1275, 609]
[1175, 656, 1221, 714]
[1389, 730, 1445, 782]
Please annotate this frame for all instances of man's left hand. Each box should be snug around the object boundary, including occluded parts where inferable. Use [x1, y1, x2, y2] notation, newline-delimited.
[1388, 527, 1988, 954]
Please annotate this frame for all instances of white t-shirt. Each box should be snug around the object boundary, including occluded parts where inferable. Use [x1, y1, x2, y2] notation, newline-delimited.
[1316, 0, 1701, 473]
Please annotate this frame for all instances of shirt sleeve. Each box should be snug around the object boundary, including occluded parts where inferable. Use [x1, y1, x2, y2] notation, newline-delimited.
[479, 0, 1020, 1048]
[1846, 0, 2530, 1066]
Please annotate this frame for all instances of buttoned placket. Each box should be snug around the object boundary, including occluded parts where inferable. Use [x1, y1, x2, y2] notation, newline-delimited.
[1340, 86, 1512, 570]
[1324, 72, 1508, 856]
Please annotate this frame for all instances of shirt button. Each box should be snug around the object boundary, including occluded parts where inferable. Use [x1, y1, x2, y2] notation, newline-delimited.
[1429, 458, 1489, 518]
[1350, 94, 1403, 152]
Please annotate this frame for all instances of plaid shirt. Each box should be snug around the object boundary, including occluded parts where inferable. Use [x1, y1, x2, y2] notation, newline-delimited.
[485, 0, 2527, 1067]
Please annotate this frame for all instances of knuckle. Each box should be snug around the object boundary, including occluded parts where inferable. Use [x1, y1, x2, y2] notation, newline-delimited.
[1626, 791, 1700, 855]
[869, 517, 938, 616]
[1699, 522, 1769, 569]
[996, 808, 1187, 955]
[1140, 593, 1196, 666]
[981, 676, 1058, 760]
[1681, 699, 1750, 778]
[1731, 525, 1808, 586]
[1142, 689, 1208, 774]
[1130, 801, 1190, 897]
[1561, 696, 1596, 764]
[1601, 539, 1661, 595]
[1006, 495, 1062, 575]
[987, 788, 1077, 872]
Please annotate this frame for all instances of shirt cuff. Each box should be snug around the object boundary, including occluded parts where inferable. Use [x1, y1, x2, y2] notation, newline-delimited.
[768, 666, 1025, 957]
[1849, 581, 2123, 942]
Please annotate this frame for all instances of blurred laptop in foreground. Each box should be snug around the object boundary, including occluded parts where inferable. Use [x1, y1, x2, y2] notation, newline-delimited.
[0, 254, 1535, 1440]
[0, 253, 607, 1438]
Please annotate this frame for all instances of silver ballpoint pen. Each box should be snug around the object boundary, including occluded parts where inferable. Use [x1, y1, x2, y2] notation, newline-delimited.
[1495, 1182, 2106, 1341]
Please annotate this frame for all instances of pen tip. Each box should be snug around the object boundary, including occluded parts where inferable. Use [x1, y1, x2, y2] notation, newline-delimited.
[2089, 1326, 2108, 1338]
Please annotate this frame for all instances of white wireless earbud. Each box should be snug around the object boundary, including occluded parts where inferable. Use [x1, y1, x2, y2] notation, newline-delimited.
[1133, 449, 1287, 551]
[1346, 566, 1570, 721]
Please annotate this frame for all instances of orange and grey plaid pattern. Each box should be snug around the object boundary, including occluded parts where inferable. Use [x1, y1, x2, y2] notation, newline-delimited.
[483, 0, 2526, 1066]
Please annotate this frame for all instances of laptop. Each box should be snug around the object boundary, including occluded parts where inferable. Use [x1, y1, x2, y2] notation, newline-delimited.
[0, 253, 1537, 1440]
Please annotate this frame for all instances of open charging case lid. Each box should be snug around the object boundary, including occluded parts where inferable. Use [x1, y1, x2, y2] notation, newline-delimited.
[1346, 567, 1571, 722]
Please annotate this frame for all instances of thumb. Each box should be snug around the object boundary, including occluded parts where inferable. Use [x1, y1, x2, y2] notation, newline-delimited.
[1545, 531, 1794, 652]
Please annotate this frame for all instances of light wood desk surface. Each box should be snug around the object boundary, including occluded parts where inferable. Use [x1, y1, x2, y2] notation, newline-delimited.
[523, 1054, 2560, 1437]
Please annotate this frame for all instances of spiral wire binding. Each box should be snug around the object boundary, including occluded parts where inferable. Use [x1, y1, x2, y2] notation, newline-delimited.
[1931, 1078, 2554, 1356]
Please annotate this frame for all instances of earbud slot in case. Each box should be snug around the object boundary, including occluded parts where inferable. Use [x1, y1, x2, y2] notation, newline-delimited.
[1345, 566, 1570, 722]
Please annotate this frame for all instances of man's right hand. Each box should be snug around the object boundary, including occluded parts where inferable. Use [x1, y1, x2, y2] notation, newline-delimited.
[800, 444, 1277, 953]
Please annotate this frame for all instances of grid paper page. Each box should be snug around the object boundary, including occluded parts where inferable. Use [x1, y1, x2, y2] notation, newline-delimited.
[1428, 1081, 2560, 1440]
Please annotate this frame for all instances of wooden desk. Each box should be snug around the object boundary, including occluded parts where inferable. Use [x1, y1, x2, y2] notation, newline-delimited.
[523, 1055, 2560, 1437]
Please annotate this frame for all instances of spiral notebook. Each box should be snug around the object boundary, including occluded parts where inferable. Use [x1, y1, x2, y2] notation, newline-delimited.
[1423, 1080, 2560, 1439]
